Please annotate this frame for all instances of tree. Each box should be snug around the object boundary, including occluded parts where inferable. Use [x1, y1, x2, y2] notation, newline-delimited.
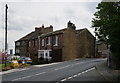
[92, 2, 120, 69]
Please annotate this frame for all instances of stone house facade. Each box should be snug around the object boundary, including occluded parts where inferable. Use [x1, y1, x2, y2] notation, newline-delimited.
[15, 21, 95, 63]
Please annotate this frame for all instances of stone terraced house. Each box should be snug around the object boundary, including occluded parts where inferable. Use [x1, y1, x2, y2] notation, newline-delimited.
[15, 21, 95, 63]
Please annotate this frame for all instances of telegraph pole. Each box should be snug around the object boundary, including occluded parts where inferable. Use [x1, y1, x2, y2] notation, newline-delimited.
[5, 4, 8, 67]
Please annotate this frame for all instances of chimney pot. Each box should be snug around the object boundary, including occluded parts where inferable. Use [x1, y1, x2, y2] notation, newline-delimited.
[42, 24, 44, 28]
[67, 21, 72, 27]
[50, 25, 53, 28]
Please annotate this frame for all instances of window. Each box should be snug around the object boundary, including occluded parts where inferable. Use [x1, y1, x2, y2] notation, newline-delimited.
[46, 53, 48, 57]
[22, 41, 25, 45]
[54, 35, 58, 46]
[38, 39, 40, 49]
[33, 40, 35, 47]
[16, 49, 20, 53]
[16, 42, 20, 46]
[35, 40, 38, 46]
[46, 37, 50, 45]
[29, 41, 31, 47]
[49, 51, 52, 57]
[40, 51, 44, 57]
[42, 39, 44, 46]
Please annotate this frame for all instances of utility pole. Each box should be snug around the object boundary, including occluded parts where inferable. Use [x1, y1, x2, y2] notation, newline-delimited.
[5, 4, 8, 67]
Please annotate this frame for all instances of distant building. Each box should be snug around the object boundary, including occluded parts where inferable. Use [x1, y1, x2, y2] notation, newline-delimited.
[15, 21, 95, 63]
[96, 41, 108, 58]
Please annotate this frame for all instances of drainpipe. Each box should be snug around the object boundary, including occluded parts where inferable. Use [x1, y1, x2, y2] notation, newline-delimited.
[38, 36, 40, 62]
[51, 35, 53, 62]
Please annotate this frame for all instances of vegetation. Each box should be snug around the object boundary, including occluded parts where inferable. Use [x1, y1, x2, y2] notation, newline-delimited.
[92, 2, 120, 69]
[0, 63, 11, 68]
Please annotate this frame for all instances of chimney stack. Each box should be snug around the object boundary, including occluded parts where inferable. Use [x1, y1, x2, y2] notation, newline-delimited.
[42, 24, 44, 28]
[67, 21, 72, 27]
[67, 21, 76, 30]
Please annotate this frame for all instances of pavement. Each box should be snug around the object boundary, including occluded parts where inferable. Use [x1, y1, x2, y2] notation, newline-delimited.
[1, 58, 120, 83]
[95, 62, 120, 82]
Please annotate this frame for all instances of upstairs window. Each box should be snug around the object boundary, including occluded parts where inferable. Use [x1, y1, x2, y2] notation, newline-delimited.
[33, 40, 35, 47]
[54, 35, 58, 46]
[35, 40, 38, 46]
[16, 49, 20, 53]
[21, 41, 25, 45]
[16, 42, 20, 46]
[46, 37, 50, 45]
[29, 41, 31, 47]
[42, 39, 44, 46]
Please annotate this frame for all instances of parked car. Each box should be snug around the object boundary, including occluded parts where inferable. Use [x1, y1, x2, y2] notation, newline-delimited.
[7, 55, 20, 63]
[25, 57, 32, 64]
[18, 57, 32, 64]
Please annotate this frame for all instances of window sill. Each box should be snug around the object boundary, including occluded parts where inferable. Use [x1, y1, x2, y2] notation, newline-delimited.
[47, 44, 50, 46]
[53, 44, 58, 46]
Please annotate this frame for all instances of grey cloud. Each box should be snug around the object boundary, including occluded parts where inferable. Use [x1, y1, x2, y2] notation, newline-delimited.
[0, 2, 99, 53]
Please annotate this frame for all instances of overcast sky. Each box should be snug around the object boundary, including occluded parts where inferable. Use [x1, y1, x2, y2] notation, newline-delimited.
[0, 0, 101, 54]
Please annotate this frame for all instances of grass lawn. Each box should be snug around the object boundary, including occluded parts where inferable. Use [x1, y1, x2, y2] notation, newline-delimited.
[0, 63, 12, 68]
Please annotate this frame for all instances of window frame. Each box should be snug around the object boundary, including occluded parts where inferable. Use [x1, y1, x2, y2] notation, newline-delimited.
[46, 37, 50, 45]
[42, 39, 45, 46]
[16, 42, 20, 46]
[54, 35, 58, 46]
[16, 49, 20, 53]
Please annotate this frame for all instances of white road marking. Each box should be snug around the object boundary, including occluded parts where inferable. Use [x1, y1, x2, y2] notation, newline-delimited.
[67, 76, 73, 79]
[81, 71, 85, 74]
[11, 72, 46, 81]
[61, 78, 67, 82]
[60, 67, 95, 82]
[33, 62, 62, 67]
[73, 74, 78, 77]
[54, 65, 70, 70]
[35, 72, 46, 75]
[0, 68, 29, 75]
[55, 62, 84, 71]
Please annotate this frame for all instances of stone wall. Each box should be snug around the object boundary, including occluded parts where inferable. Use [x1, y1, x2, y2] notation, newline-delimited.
[76, 29, 95, 58]
[62, 28, 95, 60]
[62, 28, 78, 61]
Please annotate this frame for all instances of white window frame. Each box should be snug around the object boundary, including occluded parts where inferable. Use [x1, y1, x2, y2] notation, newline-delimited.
[29, 41, 31, 47]
[47, 37, 50, 45]
[16, 49, 20, 53]
[54, 35, 58, 46]
[39, 38, 40, 49]
[42, 39, 44, 46]
[16, 42, 20, 46]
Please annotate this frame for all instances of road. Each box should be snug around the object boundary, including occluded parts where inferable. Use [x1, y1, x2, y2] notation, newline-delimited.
[2, 58, 107, 82]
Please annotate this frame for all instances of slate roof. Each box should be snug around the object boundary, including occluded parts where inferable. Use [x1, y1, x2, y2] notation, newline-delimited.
[15, 31, 35, 42]
[40, 28, 67, 37]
